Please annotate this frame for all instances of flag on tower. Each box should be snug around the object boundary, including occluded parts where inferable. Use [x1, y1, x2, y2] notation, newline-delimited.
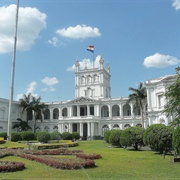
[86, 45, 94, 53]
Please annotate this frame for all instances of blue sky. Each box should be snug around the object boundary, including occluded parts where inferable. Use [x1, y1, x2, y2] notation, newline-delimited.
[0, 0, 180, 102]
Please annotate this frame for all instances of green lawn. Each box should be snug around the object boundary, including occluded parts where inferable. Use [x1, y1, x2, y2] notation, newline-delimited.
[0, 140, 180, 179]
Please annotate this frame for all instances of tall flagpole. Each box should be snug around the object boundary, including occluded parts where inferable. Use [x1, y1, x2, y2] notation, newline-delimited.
[7, 0, 19, 141]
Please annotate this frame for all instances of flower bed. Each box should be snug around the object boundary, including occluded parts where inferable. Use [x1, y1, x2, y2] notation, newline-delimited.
[16, 153, 95, 169]
[24, 148, 83, 155]
[76, 153, 102, 160]
[0, 161, 25, 172]
[32, 142, 78, 150]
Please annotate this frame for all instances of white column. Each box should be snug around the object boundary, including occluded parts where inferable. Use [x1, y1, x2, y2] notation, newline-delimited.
[69, 123, 72, 133]
[77, 106, 80, 117]
[88, 122, 91, 137]
[119, 104, 122, 118]
[69, 106, 72, 117]
[96, 104, 100, 116]
[108, 105, 112, 118]
[98, 123, 102, 136]
[80, 122, 83, 137]
[87, 104, 90, 116]
[119, 123, 123, 130]
[50, 109, 53, 120]
[130, 103, 134, 117]
[59, 108, 62, 118]
[91, 122, 94, 137]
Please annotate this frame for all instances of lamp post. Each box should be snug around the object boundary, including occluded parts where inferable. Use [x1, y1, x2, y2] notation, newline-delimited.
[7, 0, 19, 141]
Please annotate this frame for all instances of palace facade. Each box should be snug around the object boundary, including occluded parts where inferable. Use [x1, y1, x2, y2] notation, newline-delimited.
[0, 56, 176, 139]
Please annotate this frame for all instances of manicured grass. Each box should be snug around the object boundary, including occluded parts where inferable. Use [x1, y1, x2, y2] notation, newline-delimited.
[0, 140, 180, 179]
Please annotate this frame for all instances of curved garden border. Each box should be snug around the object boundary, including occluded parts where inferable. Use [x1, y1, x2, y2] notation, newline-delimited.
[0, 161, 25, 172]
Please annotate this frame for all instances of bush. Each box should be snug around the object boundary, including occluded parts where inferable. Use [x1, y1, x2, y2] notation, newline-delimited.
[0, 137, 5, 144]
[50, 131, 61, 140]
[172, 126, 180, 154]
[11, 132, 22, 142]
[20, 131, 35, 141]
[72, 132, 80, 140]
[104, 130, 111, 143]
[109, 130, 123, 147]
[120, 127, 145, 150]
[0, 132, 7, 140]
[35, 132, 41, 140]
[37, 132, 50, 143]
[143, 124, 172, 153]
[61, 132, 72, 140]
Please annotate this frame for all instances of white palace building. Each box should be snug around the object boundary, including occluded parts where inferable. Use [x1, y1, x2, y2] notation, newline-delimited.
[0, 56, 176, 139]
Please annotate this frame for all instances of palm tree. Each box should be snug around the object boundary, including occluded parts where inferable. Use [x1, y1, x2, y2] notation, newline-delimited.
[19, 94, 47, 133]
[13, 118, 31, 131]
[31, 96, 47, 133]
[127, 82, 147, 128]
[19, 93, 32, 120]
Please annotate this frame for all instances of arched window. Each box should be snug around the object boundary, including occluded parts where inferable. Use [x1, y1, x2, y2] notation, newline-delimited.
[112, 124, 120, 130]
[62, 108, 68, 117]
[44, 126, 49, 132]
[136, 124, 142, 127]
[123, 104, 131, 116]
[53, 108, 59, 119]
[44, 109, 50, 120]
[101, 105, 109, 117]
[102, 124, 109, 135]
[112, 105, 120, 117]
[124, 124, 131, 129]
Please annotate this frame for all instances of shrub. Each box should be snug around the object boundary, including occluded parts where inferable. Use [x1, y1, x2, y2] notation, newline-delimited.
[0, 161, 25, 172]
[61, 132, 72, 140]
[0, 132, 7, 140]
[50, 131, 61, 140]
[20, 131, 35, 141]
[72, 132, 80, 140]
[104, 130, 111, 143]
[37, 132, 50, 143]
[143, 124, 172, 153]
[109, 130, 123, 147]
[172, 126, 180, 154]
[11, 132, 22, 142]
[0, 137, 5, 144]
[120, 127, 145, 150]
[34, 132, 41, 140]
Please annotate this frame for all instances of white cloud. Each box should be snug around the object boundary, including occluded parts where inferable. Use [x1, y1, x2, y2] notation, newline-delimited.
[143, 53, 180, 68]
[172, 0, 180, 10]
[67, 55, 101, 72]
[56, 24, 101, 39]
[41, 77, 59, 86]
[16, 81, 38, 100]
[48, 36, 59, 47]
[41, 87, 56, 92]
[0, 4, 46, 54]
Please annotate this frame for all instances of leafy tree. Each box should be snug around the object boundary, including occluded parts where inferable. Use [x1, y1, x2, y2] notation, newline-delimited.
[50, 131, 61, 140]
[104, 130, 111, 143]
[13, 118, 31, 131]
[61, 132, 72, 140]
[172, 126, 180, 156]
[143, 124, 172, 153]
[163, 68, 180, 127]
[109, 130, 123, 147]
[72, 132, 80, 140]
[128, 82, 147, 128]
[120, 126, 145, 150]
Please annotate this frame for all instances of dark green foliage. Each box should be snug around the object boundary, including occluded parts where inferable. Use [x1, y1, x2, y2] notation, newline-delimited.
[37, 132, 50, 143]
[20, 131, 35, 141]
[13, 118, 31, 131]
[34, 132, 41, 140]
[50, 131, 61, 140]
[173, 126, 180, 154]
[72, 132, 80, 140]
[0, 132, 7, 140]
[120, 126, 145, 150]
[104, 130, 111, 143]
[143, 124, 173, 153]
[109, 130, 123, 147]
[61, 132, 72, 140]
[11, 132, 22, 142]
